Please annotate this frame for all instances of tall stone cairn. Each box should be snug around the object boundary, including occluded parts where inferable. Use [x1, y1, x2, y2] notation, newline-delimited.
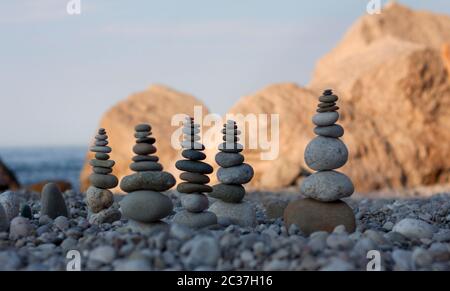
[119, 124, 176, 233]
[284, 90, 356, 235]
[173, 117, 217, 229]
[209, 120, 256, 227]
[86, 128, 121, 224]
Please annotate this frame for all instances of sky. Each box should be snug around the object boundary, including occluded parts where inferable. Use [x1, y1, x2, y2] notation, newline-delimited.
[0, 0, 449, 147]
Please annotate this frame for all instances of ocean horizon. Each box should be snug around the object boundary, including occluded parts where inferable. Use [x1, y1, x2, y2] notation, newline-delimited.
[0, 146, 87, 191]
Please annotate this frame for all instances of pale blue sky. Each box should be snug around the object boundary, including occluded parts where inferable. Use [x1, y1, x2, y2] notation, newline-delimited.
[0, 0, 449, 146]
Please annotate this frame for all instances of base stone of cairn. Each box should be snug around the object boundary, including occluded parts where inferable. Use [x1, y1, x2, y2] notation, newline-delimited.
[284, 90, 356, 235]
[173, 117, 217, 229]
[209, 120, 256, 227]
[87, 128, 121, 224]
[119, 124, 175, 233]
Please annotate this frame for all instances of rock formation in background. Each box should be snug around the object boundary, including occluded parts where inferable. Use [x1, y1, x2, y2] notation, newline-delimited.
[225, 3, 450, 192]
[443, 44, 450, 80]
[0, 159, 20, 191]
[80, 85, 210, 192]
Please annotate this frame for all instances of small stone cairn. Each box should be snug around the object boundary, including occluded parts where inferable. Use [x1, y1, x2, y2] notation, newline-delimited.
[173, 117, 217, 229]
[209, 120, 256, 227]
[86, 128, 121, 224]
[119, 124, 175, 233]
[284, 89, 356, 235]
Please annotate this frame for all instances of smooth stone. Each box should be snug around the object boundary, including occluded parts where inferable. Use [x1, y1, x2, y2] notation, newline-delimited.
[181, 194, 209, 213]
[89, 246, 116, 264]
[89, 207, 121, 225]
[89, 174, 118, 189]
[182, 127, 200, 135]
[0, 191, 20, 221]
[181, 141, 205, 150]
[392, 218, 434, 240]
[304, 136, 348, 171]
[175, 160, 213, 174]
[215, 152, 244, 168]
[184, 134, 201, 141]
[218, 143, 243, 153]
[136, 137, 155, 144]
[182, 150, 206, 161]
[221, 129, 241, 135]
[93, 167, 112, 175]
[312, 111, 339, 126]
[172, 210, 217, 230]
[54, 216, 69, 231]
[95, 153, 110, 160]
[0, 204, 8, 232]
[40, 183, 69, 219]
[125, 220, 169, 235]
[264, 199, 289, 219]
[222, 135, 239, 142]
[20, 204, 33, 219]
[318, 102, 336, 108]
[95, 134, 108, 140]
[95, 140, 108, 146]
[135, 132, 150, 138]
[180, 172, 210, 184]
[90, 146, 112, 153]
[135, 124, 151, 132]
[184, 236, 220, 268]
[177, 183, 212, 194]
[133, 143, 156, 155]
[130, 161, 163, 172]
[319, 94, 338, 102]
[90, 159, 115, 168]
[120, 191, 173, 223]
[9, 217, 35, 240]
[313, 124, 344, 138]
[209, 184, 245, 203]
[120, 171, 176, 192]
[217, 164, 254, 184]
[208, 200, 256, 227]
[86, 186, 114, 213]
[317, 106, 339, 113]
[284, 198, 356, 235]
[300, 171, 354, 202]
[132, 155, 159, 162]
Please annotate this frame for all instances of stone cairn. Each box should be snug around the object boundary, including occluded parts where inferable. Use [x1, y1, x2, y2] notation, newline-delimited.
[209, 120, 256, 227]
[119, 124, 175, 233]
[86, 128, 121, 224]
[284, 89, 356, 235]
[173, 117, 217, 229]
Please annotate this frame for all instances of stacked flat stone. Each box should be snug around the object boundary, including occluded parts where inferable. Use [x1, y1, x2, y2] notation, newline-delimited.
[119, 124, 175, 232]
[284, 89, 356, 235]
[173, 117, 217, 229]
[86, 129, 121, 224]
[209, 120, 256, 227]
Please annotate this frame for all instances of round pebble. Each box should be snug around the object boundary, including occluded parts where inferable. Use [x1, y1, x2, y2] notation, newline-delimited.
[217, 164, 254, 184]
[300, 170, 354, 202]
[312, 112, 339, 127]
[313, 125, 344, 138]
[89, 174, 118, 189]
[133, 143, 157, 155]
[181, 194, 209, 213]
[304, 136, 348, 171]
[215, 152, 244, 168]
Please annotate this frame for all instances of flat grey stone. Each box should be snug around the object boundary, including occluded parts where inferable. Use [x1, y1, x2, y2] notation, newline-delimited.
[181, 193, 209, 213]
[133, 143, 156, 155]
[135, 124, 151, 132]
[314, 124, 344, 138]
[210, 184, 245, 203]
[392, 219, 434, 240]
[215, 152, 244, 168]
[300, 170, 354, 202]
[180, 172, 210, 184]
[89, 207, 121, 225]
[173, 210, 217, 230]
[182, 150, 206, 161]
[90, 159, 115, 168]
[120, 171, 176, 192]
[120, 191, 173, 223]
[93, 167, 112, 175]
[217, 163, 254, 184]
[132, 155, 158, 162]
[90, 146, 112, 154]
[175, 160, 213, 174]
[312, 112, 339, 126]
[181, 141, 205, 150]
[95, 153, 110, 160]
[177, 182, 212, 194]
[304, 136, 348, 171]
[130, 161, 163, 172]
[89, 173, 118, 189]
[208, 200, 256, 227]
[218, 142, 243, 153]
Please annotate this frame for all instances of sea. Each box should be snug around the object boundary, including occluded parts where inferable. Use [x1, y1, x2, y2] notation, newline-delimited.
[0, 146, 86, 192]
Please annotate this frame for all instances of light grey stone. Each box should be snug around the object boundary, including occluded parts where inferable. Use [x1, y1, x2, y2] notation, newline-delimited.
[86, 186, 114, 213]
[312, 111, 339, 126]
[313, 124, 344, 137]
[173, 210, 217, 230]
[120, 191, 173, 223]
[392, 218, 434, 240]
[54, 216, 69, 231]
[208, 200, 256, 227]
[0, 191, 20, 221]
[300, 170, 354, 202]
[304, 136, 348, 171]
[184, 236, 220, 268]
[217, 163, 254, 184]
[181, 193, 209, 213]
[9, 216, 35, 240]
[89, 245, 116, 264]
